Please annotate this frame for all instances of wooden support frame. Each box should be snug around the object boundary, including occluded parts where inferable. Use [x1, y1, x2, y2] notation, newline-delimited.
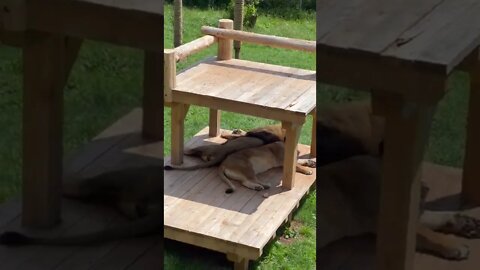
[22, 34, 82, 228]
[143, 51, 164, 141]
[462, 48, 480, 205]
[202, 25, 316, 53]
[281, 121, 303, 190]
[374, 95, 437, 270]
[227, 253, 249, 270]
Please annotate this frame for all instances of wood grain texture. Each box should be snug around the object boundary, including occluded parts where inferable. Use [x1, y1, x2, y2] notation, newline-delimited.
[22, 33, 81, 228]
[317, 0, 480, 74]
[26, 0, 163, 51]
[164, 127, 316, 260]
[375, 96, 436, 270]
[173, 58, 316, 122]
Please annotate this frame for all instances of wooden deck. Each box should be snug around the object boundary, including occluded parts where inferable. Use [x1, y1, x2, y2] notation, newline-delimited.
[173, 58, 316, 123]
[164, 127, 317, 262]
[319, 162, 480, 270]
[0, 108, 164, 270]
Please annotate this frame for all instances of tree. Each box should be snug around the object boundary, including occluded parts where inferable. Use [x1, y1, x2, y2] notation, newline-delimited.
[173, 0, 183, 47]
[234, 0, 244, 59]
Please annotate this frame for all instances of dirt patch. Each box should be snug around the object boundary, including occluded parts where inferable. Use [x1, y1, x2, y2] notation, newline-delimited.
[278, 220, 303, 245]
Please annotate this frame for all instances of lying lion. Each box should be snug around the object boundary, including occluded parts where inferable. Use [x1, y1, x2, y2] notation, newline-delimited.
[316, 100, 480, 260]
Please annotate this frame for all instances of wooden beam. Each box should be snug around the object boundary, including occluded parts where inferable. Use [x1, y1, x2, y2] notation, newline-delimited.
[22, 33, 81, 228]
[26, 0, 162, 51]
[174, 35, 216, 62]
[202, 26, 316, 53]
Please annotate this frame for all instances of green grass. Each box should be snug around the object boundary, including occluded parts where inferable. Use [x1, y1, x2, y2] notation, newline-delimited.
[163, 4, 316, 270]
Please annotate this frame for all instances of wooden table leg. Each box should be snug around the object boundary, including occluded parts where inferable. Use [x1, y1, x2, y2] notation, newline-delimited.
[310, 109, 316, 158]
[209, 109, 221, 137]
[171, 103, 189, 165]
[374, 96, 436, 270]
[22, 34, 81, 228]
[142, 51, 164, 141]
[462, 56, 480, 205]
[281, 121, 302, 189]
[226, 253, 249, 270]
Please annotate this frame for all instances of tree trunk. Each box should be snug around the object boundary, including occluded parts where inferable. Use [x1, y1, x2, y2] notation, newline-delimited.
[173, 0, 183, 47]
[234, 0, 244, 59]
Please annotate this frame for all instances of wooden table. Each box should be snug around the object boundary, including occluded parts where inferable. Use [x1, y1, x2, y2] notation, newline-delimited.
[0, 0, 163, 228]
[317, 0, 480, 269]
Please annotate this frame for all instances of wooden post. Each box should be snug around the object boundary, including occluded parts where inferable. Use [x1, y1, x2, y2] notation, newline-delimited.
[462, 52, 480, 205]
[281, 121, 302, 189]
[374, 95, 436, 270]
[217, 19, 233, 60]
[209, 109, 221, 137]
[22, 34, 81, 228]
[171, 103, 187, 165]
[226, 253, 249, 270]
[210, 19, 233, 136]
[310, 109, 316, 158]
[142, 51, 163, 141]
[164, 49, 176, 103]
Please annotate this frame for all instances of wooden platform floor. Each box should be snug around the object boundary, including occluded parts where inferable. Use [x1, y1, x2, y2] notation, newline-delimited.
[164, 127, 317, 261]
[0, 108, 164, 270]
[319, 162, 480, 270]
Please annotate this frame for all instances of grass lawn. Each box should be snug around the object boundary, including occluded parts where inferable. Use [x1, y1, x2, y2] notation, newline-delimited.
[163, 4, 316, 270]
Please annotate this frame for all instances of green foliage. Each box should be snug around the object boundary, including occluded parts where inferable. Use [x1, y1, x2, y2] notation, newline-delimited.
[227, 0, 260, 28]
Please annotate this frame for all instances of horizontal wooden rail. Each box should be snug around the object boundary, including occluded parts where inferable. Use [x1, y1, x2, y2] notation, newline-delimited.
[201, 26, 315, 53]
[174, 35, 216, 61]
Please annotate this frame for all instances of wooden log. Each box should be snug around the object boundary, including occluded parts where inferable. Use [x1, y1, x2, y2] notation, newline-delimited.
[164, 49, 176, 103]
[217, 19, 233, 60]
[202, 25, 316, 53]
[174, 35, 216, 62]
[462, 49, 480, 205]
[143, 51, 164, 141]
[374, 95, 436, 270]
[22, 33, 81, 228]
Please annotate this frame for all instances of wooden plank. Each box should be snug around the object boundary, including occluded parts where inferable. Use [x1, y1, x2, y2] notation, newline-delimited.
[164, 128, 316, 260]
[89, 235, 160, 270]
[319, 0, 443, 52]
[125, 239, 163, 270]
[27, 0, 163, 51]
[383, 0, 480, 73]
[174, 35, 216, 61]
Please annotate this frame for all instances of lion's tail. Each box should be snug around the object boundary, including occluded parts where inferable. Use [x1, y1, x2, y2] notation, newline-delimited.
[218, 165, 236, 194]
[164, 156, 222, 171]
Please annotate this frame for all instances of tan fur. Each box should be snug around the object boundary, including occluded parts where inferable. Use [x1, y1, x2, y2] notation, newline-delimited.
[317, 155, 480, 261]
[165, 124, 285, 171]
[318, 100, 385, 156]
[218, 141, 313, 193]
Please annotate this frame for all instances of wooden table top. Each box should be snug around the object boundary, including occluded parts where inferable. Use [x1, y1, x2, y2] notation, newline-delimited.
[317, 0, 480, 74]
